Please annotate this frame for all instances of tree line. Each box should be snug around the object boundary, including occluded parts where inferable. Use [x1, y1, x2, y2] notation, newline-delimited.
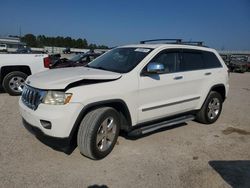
[19, 34, 109, 49]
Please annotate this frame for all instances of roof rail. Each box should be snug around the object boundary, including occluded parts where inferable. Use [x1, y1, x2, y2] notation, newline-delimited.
[182, 41, 204, 46]
[140, 39, 182, 44]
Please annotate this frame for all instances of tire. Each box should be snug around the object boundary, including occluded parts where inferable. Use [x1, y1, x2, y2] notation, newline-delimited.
[77, 107, 120, 160]
[2, 71, 27, 96]
[196, 91, 223, 124]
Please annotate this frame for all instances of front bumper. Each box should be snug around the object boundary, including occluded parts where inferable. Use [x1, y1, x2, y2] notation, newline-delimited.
[19, 98, 84, 138]
[22, 118, 73, 152]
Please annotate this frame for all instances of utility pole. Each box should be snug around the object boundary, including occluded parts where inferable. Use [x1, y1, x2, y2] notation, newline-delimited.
[19, 25, 22, 38]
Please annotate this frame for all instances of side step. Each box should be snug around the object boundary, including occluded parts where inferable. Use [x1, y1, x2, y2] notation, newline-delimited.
[128, 115, 195, 137]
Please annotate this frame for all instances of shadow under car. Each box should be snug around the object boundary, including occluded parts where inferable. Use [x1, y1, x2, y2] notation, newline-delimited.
[209, 160, 250, 188]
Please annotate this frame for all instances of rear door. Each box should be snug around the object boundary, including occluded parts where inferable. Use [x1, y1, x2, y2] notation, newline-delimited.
[176, 49, 210, 109]
[199, 51, 226, 103]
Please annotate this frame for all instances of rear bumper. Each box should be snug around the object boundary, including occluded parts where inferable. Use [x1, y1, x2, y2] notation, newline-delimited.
[22, 118, 74, 153]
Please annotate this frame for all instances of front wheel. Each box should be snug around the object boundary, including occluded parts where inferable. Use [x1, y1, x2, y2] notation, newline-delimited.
[196, 91, 223, 124]
[2, 71, 27, 96]
[77, 107, 120, 160]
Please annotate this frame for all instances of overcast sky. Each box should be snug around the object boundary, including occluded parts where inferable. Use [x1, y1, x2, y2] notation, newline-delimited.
[0, 0, 249, 50]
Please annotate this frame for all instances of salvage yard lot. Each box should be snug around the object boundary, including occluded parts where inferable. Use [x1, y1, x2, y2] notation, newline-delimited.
[0, 73, 250, 188]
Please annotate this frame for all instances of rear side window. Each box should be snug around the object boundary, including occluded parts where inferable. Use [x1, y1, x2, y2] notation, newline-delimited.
[179, 50, 204, 71]
[203, 51, 222, 68]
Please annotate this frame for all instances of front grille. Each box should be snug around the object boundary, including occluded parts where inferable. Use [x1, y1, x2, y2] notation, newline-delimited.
[21, 85, 46, 110]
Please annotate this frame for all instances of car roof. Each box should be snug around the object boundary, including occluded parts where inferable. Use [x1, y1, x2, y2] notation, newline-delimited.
[120, 43, 214, 52]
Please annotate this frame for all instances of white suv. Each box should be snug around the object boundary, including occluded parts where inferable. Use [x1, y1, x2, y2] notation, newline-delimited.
[19, 39, 229, 159]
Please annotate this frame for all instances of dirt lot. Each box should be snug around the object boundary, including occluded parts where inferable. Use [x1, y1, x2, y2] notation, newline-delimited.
[0, 73, 250, 188]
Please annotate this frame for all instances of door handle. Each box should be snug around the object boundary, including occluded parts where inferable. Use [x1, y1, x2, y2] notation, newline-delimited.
[173, 75, 183, 80]
[205, 72, 212, 76]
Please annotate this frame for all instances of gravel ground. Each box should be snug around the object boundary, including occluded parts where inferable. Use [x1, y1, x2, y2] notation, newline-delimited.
[0, 73, 250, 188]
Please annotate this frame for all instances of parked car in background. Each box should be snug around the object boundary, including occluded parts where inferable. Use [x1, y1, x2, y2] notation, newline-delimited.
[0, 53, 49, 95]
[63, 47, 87, 54]
[50, 51, 103, 69]
[220, 54, 230, 66]
[220, 54, 249, 73]
[0, 44, 8, 52]
[228, 55, 248, 73]
[63, 47, 71, 54]
[15, 47, 33, 53]
[244, 56, 250, 71]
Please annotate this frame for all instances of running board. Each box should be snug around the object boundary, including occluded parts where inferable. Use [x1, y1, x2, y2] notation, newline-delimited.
[128, 115, 195, 137]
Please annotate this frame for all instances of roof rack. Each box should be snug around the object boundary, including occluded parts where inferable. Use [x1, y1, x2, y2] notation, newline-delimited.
[140, 39, 182, 44]
[181, 41, 204, 46]
[139, 39, 206, 47]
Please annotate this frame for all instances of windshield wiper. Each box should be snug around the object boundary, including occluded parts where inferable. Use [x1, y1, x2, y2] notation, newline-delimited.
[86, 65, 121, 73]
[87, 66, 109, 71]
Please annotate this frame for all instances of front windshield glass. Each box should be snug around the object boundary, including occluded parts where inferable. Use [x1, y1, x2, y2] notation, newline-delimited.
[70, 54, 84, 62]
[88, 47, 152, 73]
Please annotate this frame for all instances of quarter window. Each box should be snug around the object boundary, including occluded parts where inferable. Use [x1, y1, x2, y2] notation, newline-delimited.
[203, 51, 222, 68]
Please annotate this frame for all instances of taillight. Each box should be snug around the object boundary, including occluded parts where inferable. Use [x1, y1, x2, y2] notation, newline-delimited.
[43, 57, 51, 68]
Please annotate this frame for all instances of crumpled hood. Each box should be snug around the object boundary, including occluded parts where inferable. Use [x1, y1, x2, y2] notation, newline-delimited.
[26, 67, 122, 90]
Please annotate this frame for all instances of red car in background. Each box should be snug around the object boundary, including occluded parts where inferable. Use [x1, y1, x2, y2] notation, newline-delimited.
[49, 52, 104, 69]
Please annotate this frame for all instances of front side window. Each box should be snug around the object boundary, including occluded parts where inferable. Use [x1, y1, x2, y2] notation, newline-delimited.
[88, 47, 152, 73]
[147, 51, 179, 73]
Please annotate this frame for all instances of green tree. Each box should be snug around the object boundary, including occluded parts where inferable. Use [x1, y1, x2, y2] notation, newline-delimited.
[88, 43, 97, 50]
[21, 34, 108, 49]
[21, 34, 37, 47]
[97, 45, 109, 49]
[75, 38, 83, 48]
[83, 39, 88, 48]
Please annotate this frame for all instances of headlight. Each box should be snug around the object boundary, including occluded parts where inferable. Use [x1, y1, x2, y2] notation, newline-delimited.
[42, 91, 72, 105]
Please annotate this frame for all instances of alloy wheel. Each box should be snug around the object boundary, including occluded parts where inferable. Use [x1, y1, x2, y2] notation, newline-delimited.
[96, 117, 117, 152]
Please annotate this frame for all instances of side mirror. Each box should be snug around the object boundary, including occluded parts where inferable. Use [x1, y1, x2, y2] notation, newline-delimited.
[145, 62, 165, 74]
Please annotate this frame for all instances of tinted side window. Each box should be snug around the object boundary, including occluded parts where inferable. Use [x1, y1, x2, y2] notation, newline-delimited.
[180, 50, 205, 71]
[203, 51, 222, 68]
[149, 51, 179, 73]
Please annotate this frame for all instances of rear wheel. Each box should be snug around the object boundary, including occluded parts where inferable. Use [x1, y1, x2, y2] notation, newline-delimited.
[2, 71, 27, 96]
[196, 91, 223, 124]
[77, 107, 120, 160]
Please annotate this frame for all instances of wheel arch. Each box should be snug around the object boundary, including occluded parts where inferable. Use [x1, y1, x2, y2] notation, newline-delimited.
[210, 84, 226, 101]
[199, 84, 226, 112]
[68, 99, 132, 144]
[196, 85, 225, 124]
[0, 66, 32, 84]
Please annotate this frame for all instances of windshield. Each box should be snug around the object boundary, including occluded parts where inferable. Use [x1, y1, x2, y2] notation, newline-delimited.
[70, 54, 84, 62]
[88, 47, 152, 73]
